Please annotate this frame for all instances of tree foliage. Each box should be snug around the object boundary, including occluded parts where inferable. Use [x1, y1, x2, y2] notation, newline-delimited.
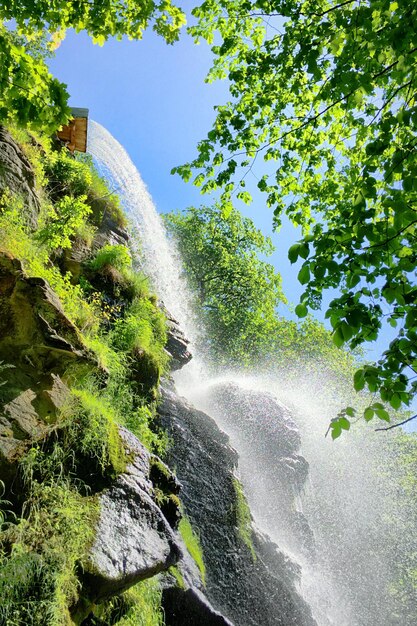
[165, 203, 355, 379]
[174, 0, 417, 427]
[1, 0, 186, 45]
[0, 0, 186, 132]
[0, 25, 70, 132]
[166, 204, 286, 364]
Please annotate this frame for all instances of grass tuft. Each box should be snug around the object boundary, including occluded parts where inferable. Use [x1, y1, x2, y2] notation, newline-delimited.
[232, 478, 256, 561]
[178, 515, 206, 585]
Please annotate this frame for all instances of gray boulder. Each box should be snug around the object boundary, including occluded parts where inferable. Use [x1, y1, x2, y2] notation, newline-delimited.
[160, 305, 192, 371]
[86, 428, 182, 601]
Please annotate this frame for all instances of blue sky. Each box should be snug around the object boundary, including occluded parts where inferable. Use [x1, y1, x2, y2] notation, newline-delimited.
[48, 26, 305, 307]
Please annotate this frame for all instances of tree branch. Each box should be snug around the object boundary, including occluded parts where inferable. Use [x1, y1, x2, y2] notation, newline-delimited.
[375, 414, 417, 431]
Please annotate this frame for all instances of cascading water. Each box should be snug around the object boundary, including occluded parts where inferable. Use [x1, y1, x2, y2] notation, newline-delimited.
[88, 121, 415, 626]
[87, 121, 198, 346]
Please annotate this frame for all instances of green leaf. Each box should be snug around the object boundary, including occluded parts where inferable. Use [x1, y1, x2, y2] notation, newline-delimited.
[364, 407, 374, 421]
[331, 422, 342, 440]
[354, 369, 365, 391]
[298, 265, 310, 285]
[375, 408, 390, 422]
[339, 417, 351, 430]
[288, 244, 300, 264]
[295, 303, 308, 318]
[389, 393, 401, 409]
[333, 326, 345, 348]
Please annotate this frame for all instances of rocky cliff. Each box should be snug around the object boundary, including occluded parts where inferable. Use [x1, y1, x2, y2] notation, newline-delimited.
[0, 125, 316, 626]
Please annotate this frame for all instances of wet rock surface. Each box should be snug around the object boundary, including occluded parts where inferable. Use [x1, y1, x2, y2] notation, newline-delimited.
[160, 305, 192, 370]
[93, 212, 129, 250]
[157, 385, 317, 626]
[0, 126, 40, 227]
[86, 428, 182, 600]
[0, 253, 90, 479]
[162, 586, 235, 626]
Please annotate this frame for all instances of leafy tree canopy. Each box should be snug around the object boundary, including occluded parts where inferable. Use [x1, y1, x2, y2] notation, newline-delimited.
[174, 0, 417, 429]
[0, 0, 186, 45]
[165, 204, 285, 364]
[165, 203, 355, 380]
[0, 0, 186, 132]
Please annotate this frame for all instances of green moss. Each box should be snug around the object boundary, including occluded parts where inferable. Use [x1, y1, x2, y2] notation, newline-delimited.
[0, 482, 99, 626]
[70, 388, 129, 478]
[178, 515, 206, 585]
[89, 578, 164, 625]
[232, 478, 256, 561]
[167, 565, 185, 589]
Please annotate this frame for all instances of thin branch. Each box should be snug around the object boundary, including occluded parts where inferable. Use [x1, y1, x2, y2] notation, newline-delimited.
[375, 413, 417, 431]
[364, 219, 417, 250]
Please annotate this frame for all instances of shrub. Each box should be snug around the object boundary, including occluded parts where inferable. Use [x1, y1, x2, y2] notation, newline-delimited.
[88, 245, 150, 302]
[0, 481, 98, 626]
[69, 388, 128, 478]
[37, 194, 92, 250]
[0, 195, 98, 331]
[42, 149, 93, 200]
[89, 244, 132, 273]
[89, 578, 164, 626]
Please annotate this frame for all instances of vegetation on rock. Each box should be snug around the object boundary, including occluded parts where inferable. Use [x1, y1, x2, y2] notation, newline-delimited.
[178, 515, 206, 586]
[232, 478, 256, 561]
[0, 128, 172, 623]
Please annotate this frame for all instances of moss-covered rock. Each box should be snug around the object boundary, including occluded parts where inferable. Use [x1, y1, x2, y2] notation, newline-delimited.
[0, 126, 40, 227]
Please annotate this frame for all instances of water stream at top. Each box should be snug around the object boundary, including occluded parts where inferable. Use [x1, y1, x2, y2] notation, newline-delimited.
[88, 121, 412, 626]
[87, 120, 197, 345]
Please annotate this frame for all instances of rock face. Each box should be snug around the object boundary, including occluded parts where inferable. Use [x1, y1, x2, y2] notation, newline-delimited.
[93, 212, 130, 250]
[157, 385, 317, 626]
[163, 586, 234, 626]
[0, 252, 90, 480]
[160, 305, 192, 371]
[86, 428, 182, 601]
[0, 126, 40, 226]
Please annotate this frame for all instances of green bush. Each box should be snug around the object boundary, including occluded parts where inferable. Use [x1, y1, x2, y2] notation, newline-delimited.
[37, 194, 92, 250]
[89, 578, 164, 626]
[111, 299, 166, 354]
[42, 149, 93, 200]
[89, 245, 150, 302]
[0, 195, 99, 331]
[89, 244, 132, 273]
[69, 388, 128, 478]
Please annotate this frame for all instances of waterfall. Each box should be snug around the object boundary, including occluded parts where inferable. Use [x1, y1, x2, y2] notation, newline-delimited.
[87, 121, 414, 626]
[87, 120, 197, 344]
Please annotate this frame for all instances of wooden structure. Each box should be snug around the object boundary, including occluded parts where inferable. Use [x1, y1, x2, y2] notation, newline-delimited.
[56, 107, 89, 153]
